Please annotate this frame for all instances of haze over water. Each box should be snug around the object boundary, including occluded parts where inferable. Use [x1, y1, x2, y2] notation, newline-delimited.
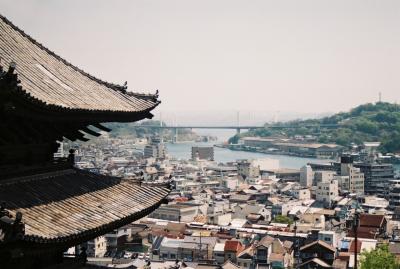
[166, 129, 330, 169]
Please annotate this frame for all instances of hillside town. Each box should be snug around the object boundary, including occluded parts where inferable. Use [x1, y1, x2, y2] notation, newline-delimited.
[60, 132, 400, 269]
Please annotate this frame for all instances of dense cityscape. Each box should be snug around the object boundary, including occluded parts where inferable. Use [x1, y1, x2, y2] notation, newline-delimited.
[57, 121, 400, 269]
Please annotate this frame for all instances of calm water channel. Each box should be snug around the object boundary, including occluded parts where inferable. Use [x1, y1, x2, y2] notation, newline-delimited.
[166, 129, 329, 169]
[166, 129, 400, 173]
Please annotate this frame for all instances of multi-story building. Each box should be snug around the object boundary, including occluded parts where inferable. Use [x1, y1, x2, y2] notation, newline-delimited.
[300, 165, 313, 187]
[144, 136, 166, 159]
[389, 179, 400, 210]
[316, 177, 338, 207]
[340, 156, 364, 194]
[314, 171, 336, 185]
[355, 162, 394, 197]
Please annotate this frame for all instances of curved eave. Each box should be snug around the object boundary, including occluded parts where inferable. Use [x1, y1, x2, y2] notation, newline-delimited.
[18, 194, 167, 248]
[2, 78, 161, 122]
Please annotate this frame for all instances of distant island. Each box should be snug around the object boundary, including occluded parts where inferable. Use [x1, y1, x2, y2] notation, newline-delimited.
[228, 102, 400, 154]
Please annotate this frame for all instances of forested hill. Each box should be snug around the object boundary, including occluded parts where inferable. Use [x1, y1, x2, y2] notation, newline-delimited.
[230, 102, 400, 153]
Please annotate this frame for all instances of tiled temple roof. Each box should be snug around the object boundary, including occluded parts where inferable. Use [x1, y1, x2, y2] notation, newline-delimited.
[0, 168, 169, 245]
[0, 14, 159, 115]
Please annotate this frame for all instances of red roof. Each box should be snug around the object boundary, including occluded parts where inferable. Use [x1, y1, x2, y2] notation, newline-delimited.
[224, 240, 244, 253]
[348, 226, 379, 239]
[359, 214, 385, 228]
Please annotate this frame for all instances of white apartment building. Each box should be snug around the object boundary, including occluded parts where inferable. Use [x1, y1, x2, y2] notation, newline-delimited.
[340, 160, 364, 194]
[316, 177, 339, 207]
[300, 165, 313, 187]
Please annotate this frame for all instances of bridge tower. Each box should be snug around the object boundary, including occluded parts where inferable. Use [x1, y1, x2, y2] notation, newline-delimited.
[173, 128, 178, 143]
[236, 111, 240, 135]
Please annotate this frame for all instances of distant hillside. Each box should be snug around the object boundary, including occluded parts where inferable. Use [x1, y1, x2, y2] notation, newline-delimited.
[229, 102, 400, 153]
[104, 120, 196, 141]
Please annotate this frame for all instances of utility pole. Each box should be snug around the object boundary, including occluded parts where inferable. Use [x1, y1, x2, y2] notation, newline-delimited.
[354, 211, 360, 269]
[198, 232, 202, 262]
[294, 216, 300, 269]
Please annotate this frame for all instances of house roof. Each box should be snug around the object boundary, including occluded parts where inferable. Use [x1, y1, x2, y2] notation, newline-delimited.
[166, 222, 186, 233]
[299, 258, 332, 268]
[269, 253, 284, 262]
[0, 168, 169, 245]
[221, 260, 240, 269]
[348, 226, 379, 239]
[237, 246, 255, 259]
[300, 240, 336, 252]
[283, 240, 294, 250]
[213, 242, 225, 252]
[160, 237, 184, 248]
[181, 236, 217, 250]
[224, 240, 243, 252]
[0, 15, 159, 120]
[359, 214, 385, 228]
[257, 235, 274, 248]
[332, 259, 348, 269]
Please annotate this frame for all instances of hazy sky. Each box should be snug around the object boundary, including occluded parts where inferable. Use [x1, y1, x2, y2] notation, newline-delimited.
[1, 0, 400, 119]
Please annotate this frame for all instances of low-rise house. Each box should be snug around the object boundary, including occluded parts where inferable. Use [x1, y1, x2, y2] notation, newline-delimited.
[229, 194, 255, 204]
[299, 240, 336, 267]
[270, 238, 294, 269]
[149, 203, 201, 222]
[221, 260, 241, 269]
[294, 188, 311, 200]
[233, 204, 271, 222]
[271, 199, 305, 217]
[255, 236, 274, 265]
[299, 258, 332, 269]
[348, 213, 387, 239]
[230, 219, 249, 228]
[318, 231, 337, 248]
[209, 213, 232, 226]
[222, 178, 239, 191]
[337, 238, 377, 268]
[159, 237, 184, 260]
[224, 240, 245, 263]
[296, 213, 325, 233]
[237, 246, 255, 269]
[213, 242, 226, 264]
[104, 226, 132, 248]
[180, 236, 217, 261]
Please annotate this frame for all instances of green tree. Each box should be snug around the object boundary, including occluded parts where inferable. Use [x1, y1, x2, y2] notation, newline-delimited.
[360, 244, 399, 269]
[272, 215, 293, 225]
